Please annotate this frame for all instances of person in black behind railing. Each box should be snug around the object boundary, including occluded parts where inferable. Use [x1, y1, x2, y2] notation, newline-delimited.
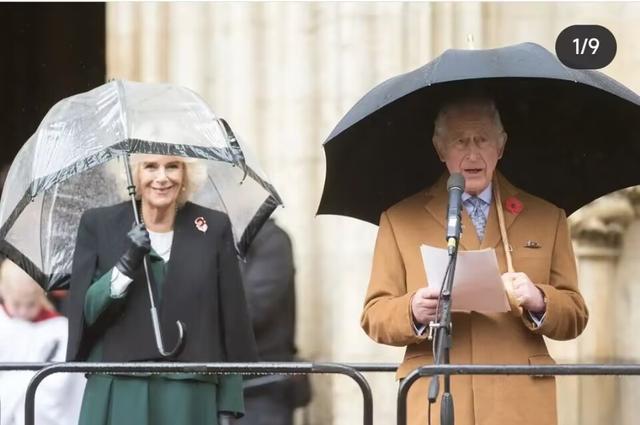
[238, 219, 311, 425]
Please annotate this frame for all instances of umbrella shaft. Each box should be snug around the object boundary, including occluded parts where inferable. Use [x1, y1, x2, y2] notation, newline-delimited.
[142, 257, 157, 309]
[121, 154, 157, 307]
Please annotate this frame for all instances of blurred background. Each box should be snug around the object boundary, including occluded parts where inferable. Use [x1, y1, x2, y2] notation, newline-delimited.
[2, 2, 640, 424]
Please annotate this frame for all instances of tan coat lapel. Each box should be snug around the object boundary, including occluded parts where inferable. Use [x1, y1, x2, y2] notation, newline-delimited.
[422, 174, 447, 238]
[423, 172, 520, 251]
[423, 174, 480, 250]
[481, 172, 521, 251]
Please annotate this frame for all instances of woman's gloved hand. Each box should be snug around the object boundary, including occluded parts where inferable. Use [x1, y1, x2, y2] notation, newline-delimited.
[115, 223, 151, 278]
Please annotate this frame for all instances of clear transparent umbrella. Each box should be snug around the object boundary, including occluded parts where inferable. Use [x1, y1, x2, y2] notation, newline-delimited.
[0, 80, 282, 291]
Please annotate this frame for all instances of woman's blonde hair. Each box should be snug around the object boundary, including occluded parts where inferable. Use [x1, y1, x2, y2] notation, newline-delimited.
[128, 154, 208, 208]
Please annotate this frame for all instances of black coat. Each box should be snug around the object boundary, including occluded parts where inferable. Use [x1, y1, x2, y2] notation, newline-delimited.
[240, 219, 296, 362]
[66, 201, 258, 363]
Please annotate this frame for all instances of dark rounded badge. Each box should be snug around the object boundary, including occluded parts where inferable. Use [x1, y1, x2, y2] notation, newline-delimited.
[555, 25, 616, 69]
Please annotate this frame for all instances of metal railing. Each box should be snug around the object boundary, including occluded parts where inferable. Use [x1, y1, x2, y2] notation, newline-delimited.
[397, 364, 640, 425]
[18, 362, 397, 425]
[10, 361, 639, 425]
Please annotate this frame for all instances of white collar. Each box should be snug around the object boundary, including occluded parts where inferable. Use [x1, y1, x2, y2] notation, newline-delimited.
[462, 183, 492, 204]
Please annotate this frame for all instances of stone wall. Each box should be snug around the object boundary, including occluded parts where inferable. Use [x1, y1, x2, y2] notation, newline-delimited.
[107, 3, 640, 424]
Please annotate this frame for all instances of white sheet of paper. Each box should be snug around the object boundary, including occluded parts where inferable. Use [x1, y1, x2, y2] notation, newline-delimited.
[420, 244, 510, 312]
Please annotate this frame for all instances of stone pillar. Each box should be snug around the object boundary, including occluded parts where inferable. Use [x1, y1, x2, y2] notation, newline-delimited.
[563, 239, 620, 425]
[613, 188, 640, 425]
[561, 192, 635, 425]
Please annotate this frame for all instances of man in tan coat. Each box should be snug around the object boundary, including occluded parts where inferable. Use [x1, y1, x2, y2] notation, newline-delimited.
[361, 97, 588, 425]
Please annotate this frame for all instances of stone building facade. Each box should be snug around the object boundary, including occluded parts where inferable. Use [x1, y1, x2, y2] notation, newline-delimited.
[107, 3, 640, 424]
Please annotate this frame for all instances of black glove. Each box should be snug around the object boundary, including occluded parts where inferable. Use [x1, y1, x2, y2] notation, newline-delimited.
[115, 223, 151, 279]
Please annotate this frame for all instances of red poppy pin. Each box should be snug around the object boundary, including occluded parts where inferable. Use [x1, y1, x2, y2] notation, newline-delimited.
[504, 196, 524, 215]
[194, 216, 208, 233]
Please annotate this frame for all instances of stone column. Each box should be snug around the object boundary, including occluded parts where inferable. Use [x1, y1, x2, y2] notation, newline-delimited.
[564, 238, 620, 425]
[613, 188, 640, 425]
[561, 192, 635, 425]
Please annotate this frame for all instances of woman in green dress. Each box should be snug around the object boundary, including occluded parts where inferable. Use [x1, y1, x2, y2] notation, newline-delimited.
[66, 154, 258, 425]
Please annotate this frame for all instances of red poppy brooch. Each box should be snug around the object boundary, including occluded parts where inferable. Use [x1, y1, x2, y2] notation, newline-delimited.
[504, 196, 524, 215]
[194, 216, 208, 233]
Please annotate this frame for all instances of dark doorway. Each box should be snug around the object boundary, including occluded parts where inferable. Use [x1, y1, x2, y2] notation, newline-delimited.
[0, 3, 106, 194]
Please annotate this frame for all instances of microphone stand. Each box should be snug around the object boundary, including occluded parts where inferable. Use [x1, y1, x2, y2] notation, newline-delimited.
[428, 241, 459, 425]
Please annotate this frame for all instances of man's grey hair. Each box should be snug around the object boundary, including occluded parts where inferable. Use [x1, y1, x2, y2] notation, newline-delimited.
[432, 97, 506, 150]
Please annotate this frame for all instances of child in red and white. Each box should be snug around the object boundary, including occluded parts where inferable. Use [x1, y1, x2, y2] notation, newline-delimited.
[1, 265, 58, 322]
[0, 259, 85, 425]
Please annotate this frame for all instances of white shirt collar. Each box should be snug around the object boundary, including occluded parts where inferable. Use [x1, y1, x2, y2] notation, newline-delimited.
[462, 183, 492, 204]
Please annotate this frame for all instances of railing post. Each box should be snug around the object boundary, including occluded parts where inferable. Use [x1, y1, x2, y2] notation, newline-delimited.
[397, 368, 423, 425]
[314, 363, 374, 425]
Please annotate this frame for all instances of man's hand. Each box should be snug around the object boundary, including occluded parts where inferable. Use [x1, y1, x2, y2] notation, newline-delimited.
[411, 286, 441, 326]
[502, 272, 546, 314]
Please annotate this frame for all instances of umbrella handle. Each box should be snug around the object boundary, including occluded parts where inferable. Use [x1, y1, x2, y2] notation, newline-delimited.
[150, 307, 186, 358]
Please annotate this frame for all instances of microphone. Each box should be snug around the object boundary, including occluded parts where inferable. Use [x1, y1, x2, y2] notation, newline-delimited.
[446, 173, 465, 254]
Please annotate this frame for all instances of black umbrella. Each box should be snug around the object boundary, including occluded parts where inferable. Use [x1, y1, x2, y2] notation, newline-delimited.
[318, 42, 640, 224]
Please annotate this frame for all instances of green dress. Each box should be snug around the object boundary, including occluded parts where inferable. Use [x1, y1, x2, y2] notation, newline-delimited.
[78, 250, 244, 425]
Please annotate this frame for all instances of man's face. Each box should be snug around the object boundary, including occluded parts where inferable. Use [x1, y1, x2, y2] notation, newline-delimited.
[434, 107, 506, 195]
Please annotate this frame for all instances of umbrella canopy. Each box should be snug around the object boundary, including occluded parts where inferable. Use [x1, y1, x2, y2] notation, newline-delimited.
[0, 80, 282, 290]
[318, 42, 640, 224]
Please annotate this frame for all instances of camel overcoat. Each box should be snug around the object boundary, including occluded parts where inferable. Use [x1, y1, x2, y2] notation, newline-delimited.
[361, 172, 588, 425]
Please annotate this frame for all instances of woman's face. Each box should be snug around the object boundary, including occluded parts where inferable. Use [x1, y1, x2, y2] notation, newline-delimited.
[137, 155, 185, 211]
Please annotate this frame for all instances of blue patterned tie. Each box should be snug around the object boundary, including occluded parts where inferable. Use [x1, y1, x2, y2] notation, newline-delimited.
[467, 196, 487, 241]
